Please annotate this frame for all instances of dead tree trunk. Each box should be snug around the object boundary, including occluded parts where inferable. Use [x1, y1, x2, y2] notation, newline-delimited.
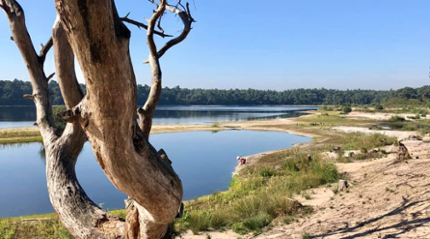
[1, 0, 194, 238]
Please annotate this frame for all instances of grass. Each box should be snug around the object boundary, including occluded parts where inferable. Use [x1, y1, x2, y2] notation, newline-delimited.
[325, 132, 396, 152]
[173, 149, 340, 235]
[0, 128, 42, 144]
[0, 129, 40, 138]
[0, 217, 73, 239]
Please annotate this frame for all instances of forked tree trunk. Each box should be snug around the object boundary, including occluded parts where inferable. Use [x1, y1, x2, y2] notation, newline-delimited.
[1, 0, 193, 238]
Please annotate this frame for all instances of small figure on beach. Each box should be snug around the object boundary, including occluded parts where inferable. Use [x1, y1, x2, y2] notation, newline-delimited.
[237, 156, 247, 165]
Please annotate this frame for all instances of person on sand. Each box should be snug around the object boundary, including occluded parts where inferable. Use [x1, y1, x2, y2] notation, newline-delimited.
[237, 156, 246, 165]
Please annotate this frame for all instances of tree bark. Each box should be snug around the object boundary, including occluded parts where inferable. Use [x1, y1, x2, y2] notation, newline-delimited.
[51, 18, 126, 238]
[54, 0, 183, 238]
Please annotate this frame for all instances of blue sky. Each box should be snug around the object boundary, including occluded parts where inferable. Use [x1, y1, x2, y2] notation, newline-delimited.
[0, 0, 428, 90]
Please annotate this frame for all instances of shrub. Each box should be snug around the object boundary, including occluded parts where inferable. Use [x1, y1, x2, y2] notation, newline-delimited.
[354, 154, 368, 160]
[302, 232, 311, 239]
[242, 213, 272, 232]
[342, 106, 352, 114]
[189, 211, 211, 234]
[375, 104, 384, 110]
[388, 116, 406, 122]
[53, 105, 67, 130]
[210, 210, 228, 229]
[258, 167, 277, 178]
[284, 216, 295, 225]
[232, 223, 247, 235]
[401, 124, 417, 131]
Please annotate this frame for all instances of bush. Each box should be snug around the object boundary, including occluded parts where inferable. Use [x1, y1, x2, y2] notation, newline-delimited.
[258, 167, 277, 178]
[302, 232, 311, 239]
[210, 210, 228, 229]
[375, 104, 384, 110]
[388, 116, 406, 122]
[189, 211, 211, 234]
[53, 105, 67, 130]
[355, 154, 368, 160]
[401, 124, 418, 131]
[242, 213, 272, 232]
[284, 216, 295, 225]
[232, 223, 247, 235]
[342, 106, 352, 114]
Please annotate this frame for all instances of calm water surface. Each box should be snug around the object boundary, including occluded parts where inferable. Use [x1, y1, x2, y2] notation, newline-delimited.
[0, 130, 311, 218]
[0, 105, 317, 128]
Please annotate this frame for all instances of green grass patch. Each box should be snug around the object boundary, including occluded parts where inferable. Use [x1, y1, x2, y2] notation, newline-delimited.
[173, 149, 339, 235]
[326, 133, 396, 152]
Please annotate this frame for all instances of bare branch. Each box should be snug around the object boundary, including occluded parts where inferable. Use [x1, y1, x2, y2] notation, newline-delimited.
[157, 12, 165, 33]
[39, 36, 53, 61]
[143, 2, 195, 64]
[46, 72, 55, 81]
[137, 0, 167, 139]
[121, 15, 172, 38]
[53, 19, 84, 108]
[0, 0, 11, 18]
[147, 0, 166, 56]
[56, 106, 83, 123]
[23, 94, 34, 100]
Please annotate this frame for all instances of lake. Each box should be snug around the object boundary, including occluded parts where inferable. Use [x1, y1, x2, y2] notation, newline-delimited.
[0, 105, 317, 128]
[0, 130, 311, 218]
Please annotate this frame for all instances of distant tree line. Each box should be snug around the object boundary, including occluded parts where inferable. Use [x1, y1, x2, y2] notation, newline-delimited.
[1, 79, 429, 106]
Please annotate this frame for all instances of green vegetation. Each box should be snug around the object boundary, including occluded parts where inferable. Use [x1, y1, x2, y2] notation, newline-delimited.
[292, 112, 372, 128]
[328, 133, 396, 152]
[0, 217, 73, 239]
[1, 79, 430, 106]
[342, 106, 352, 114]
[0, 128, 42, 144]
[302, 232, 311, 239]
[53, 105, 67, 130]
[388, 116, 406, 122]
[172, 149, 339, 235]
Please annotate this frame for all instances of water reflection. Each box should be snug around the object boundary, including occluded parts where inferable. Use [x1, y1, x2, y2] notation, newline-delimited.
[0, 106, 317, 128]
[0, 130, 311, 217]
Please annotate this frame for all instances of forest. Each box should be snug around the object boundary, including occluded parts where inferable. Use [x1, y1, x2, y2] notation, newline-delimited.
[0, 79, 429, 106]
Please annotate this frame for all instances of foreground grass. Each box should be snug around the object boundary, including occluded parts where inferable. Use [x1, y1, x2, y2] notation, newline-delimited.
[0, 211, 126, 239]
[173, 149, 339, 235]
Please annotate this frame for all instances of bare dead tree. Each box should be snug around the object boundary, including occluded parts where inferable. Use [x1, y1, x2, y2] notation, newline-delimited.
[0, 0, 194, 238]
